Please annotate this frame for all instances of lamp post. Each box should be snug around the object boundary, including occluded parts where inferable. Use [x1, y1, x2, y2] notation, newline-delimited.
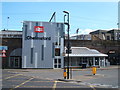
[7, 17, 10, 30]
[64, 15, 66, 24]
[63, 11, 70, 79]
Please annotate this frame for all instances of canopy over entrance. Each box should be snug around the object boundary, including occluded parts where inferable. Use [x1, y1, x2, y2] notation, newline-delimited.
[65, 47, 108, 57]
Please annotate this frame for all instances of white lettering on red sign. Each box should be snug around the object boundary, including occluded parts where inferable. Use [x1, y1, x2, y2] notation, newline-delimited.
[34, 26, 44, 33]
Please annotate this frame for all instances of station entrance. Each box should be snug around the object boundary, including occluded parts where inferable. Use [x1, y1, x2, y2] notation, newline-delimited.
[9, 48, 22, 68]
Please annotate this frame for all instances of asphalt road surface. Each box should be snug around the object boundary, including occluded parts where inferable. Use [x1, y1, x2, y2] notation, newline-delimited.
[1, 68, 119, 90]
[2, 70, 93, 90]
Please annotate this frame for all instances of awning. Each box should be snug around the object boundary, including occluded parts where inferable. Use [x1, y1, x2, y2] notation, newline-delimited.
[65, 47, 108, 57]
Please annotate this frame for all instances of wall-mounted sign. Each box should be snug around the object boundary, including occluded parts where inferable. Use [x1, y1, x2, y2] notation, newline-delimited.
[0, 46, 8, 50]
[26, 36, 51, 40]
[34, 26, 44, 33]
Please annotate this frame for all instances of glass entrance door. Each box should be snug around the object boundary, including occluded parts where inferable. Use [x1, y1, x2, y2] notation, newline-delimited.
[54, 58, 61, 68]
[14, 57, 20, 68]
[10, 57, 21, 68]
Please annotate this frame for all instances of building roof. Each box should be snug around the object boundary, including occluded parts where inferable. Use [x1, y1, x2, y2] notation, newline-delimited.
[0, 30, 22, 34]
[90, 30, 107, 34]
[89, 29, 120, 34]
[65, 47, 108, 57]
[0, 30, 22, 38]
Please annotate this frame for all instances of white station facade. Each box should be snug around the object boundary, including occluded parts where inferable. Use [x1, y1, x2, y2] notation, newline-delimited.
[22, 21, 65, 68]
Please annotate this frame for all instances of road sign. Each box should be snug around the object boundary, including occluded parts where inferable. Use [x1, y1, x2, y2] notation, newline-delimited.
[2, 50, 6, 53]
[0, 49, 7, 57]
[2, 53, 6, 57]
[0, 53, 6, 57]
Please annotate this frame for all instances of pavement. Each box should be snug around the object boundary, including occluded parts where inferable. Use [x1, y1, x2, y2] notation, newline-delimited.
[7, 65, 118, 80]
[2, 65, 120, 89]
[58, 65, 119, 85]
[72, 65, 119, 71]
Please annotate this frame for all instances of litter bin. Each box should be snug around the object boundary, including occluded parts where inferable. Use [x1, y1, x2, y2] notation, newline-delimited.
[92, 66, 97, 75]
[63, 68, 67, 79]
[82, 63, 86, 69]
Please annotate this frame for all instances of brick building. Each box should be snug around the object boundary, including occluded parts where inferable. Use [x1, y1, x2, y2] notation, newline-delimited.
[90, 29, 120, 41]
[0, 30, 22, 69]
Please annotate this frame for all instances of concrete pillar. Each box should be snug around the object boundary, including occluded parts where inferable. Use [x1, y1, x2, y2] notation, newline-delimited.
[93, 57, 95, 66]
[99, 57, 101, 67]
[103, 57, 106, 67]
[87, 57, 89, 67]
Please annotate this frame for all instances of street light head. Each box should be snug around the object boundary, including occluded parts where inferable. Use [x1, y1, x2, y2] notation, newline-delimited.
[64, 23, 69, 25]
[64, 14, 67, 16]
[63, 11, 69, 14]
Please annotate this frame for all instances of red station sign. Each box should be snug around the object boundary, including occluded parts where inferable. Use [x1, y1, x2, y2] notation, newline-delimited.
[34, 26, 44, 33]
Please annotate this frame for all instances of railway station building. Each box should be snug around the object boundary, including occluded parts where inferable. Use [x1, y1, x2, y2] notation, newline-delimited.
[22, 21, 65, 68]
[22, 21, 108, 69]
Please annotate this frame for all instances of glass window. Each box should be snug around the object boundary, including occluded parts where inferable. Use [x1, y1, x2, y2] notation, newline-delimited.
[58, 65, 61, 68]
[15, 58, 19, 67]
[107, 36, 110, 40]
[41, 45, 44, 60]
[54, 59, 57, 63]
[52, 43, 55, 58]
[25, 25, 28, 39]
[54, 65, 57, 68]
[31, 48, 33, 64]
[58, 59, 61, 63]
[55, 48, 60, 56]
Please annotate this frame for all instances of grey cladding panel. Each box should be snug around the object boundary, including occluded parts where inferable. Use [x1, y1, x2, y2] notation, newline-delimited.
[22, 21, 64, 68]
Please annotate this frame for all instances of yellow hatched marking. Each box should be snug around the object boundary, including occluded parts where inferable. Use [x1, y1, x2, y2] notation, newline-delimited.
[7, 79, 54, 82]
[21, 86, 52, 88]
[52, 81, 57, 90]
[89, 85, 96, 90]
[13, 77, 34, 89]
[4, 74, 23, 80]
[9, 77, 34, 90]
[22, 85, 81, 88]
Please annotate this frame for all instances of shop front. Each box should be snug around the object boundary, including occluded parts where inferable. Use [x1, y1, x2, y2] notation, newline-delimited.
[64, 47, 108, 68]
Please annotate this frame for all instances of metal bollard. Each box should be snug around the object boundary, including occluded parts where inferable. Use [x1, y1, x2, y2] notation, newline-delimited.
[63, 68, 67, 79]
[92, 66, 97, 75]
